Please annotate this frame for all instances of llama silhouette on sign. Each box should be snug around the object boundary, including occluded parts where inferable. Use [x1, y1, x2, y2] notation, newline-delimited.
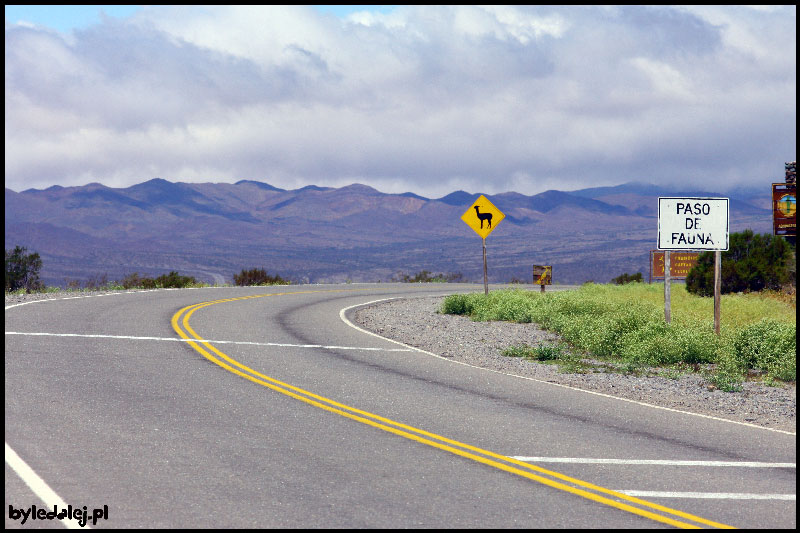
[473, 205, 492, 229]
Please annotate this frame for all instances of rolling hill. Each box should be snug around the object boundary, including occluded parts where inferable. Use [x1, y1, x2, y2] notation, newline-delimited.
[5, 179, 773, 287]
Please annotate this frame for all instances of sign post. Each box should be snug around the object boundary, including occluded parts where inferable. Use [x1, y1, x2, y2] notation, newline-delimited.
[658, 197, 729, 333]
[664, 250, 671, 323]
[461, 195, 505, 295]
[714, 250, 721, 335]
[482, 238, 488, 295]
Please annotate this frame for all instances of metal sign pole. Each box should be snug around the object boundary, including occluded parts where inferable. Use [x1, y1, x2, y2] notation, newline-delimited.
[664, 250, 671, 324]
[714, 250, 721, 335]
[482, 237, 488, 295]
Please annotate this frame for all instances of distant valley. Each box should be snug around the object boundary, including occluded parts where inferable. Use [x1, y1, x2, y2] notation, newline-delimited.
[5, 179, 773, 287]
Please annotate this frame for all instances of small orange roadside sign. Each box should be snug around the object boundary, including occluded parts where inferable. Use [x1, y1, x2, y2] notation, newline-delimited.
[461, 195, 505, 239]
[650, 251, 699, 279]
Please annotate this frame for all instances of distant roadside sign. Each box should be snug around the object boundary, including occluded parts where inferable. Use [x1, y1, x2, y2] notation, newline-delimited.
[461, 195, 505, 239]
[532, 265, 552, 285]
[650, 251, 699, 280]
[657, 198, 729, 251]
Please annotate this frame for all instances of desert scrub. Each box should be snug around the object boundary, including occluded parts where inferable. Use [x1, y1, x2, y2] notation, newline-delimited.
[501, 343, 567, 361]
[500, 342, 589, 374]
[441, 284, 796, 388]
[732, 319, 796, 382]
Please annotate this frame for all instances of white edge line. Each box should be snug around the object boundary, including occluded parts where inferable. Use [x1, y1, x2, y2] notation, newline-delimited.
[4, 289, 160, 310]
[3, 285, 271, 311]
[5, 442, 86, 529]
[339, 298, 797, 436]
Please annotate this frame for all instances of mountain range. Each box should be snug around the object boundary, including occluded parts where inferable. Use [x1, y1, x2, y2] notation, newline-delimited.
[5, 178, 774, 287]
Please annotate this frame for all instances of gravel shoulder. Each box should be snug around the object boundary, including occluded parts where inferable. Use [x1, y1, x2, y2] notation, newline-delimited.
[352, 295, 796, 434]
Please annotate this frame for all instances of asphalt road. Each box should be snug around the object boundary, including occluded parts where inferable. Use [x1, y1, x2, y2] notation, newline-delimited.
[5, 284, 796, 528]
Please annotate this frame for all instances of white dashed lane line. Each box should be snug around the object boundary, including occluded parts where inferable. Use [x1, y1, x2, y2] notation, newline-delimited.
[4, 331, 414, 352]
[510, 456, 796, 501]
[614, 491, 794, 500]
[509, 457, 796, 468]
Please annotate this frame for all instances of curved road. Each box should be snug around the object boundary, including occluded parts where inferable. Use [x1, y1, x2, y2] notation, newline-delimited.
[5, 285, 796, 528]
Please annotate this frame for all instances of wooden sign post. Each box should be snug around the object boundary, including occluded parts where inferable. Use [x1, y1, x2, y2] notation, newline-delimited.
[658, 198, 729, 333]
[664, 250, 671, 324]
[714, 250, 721, 335]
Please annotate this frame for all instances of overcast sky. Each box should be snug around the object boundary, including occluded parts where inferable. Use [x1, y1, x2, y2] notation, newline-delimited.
[4, 5, 796, 197]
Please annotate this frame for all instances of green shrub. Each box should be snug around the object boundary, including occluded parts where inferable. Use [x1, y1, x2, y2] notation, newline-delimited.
[501, 343, 567, 361]
[530, 343, 566, 361]
[611, 272, 643, 285]
[440, 293, 477, 315]
[121, 272, 152, 289]
[621, 322, 719, 367]
[732, 319, 796, 381]
[119, 271, 198, 289]
[501, 345, 532, 358]
[5, 245, 43, 292]
[154, 271, 197, 288]
[709, 358, 745, 392]
[233, 268, 290, 286]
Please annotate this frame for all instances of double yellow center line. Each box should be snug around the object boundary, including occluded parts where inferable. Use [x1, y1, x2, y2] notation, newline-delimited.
[171, 290, 734, 529]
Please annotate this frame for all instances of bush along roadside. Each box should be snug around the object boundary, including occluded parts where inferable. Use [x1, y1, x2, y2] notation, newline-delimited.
[440, 285, 796, 392]
[233, 268, 290, 286]
[5, 271, 207, 295]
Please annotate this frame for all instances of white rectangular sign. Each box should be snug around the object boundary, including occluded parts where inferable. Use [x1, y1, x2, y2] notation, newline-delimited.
[658, 197, 729, 251]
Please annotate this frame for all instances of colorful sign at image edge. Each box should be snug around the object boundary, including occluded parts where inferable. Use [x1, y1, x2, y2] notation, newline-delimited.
[772, 183, 796, 237]
[461, 194, 505, 239]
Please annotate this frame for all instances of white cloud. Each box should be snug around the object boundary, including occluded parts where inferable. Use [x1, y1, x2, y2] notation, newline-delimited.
[629, 57, 693, 101]
[4, 5, 796, 196]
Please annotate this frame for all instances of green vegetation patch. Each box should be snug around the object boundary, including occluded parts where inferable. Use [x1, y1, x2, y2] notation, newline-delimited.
[233, 268, 290, 286]
[441, 284, 796, 390]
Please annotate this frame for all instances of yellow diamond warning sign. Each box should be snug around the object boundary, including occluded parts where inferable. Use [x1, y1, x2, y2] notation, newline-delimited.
[461, 195, 505, 239]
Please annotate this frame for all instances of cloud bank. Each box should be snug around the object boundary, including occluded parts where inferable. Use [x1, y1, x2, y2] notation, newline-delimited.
[4, 5, 796, 197]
